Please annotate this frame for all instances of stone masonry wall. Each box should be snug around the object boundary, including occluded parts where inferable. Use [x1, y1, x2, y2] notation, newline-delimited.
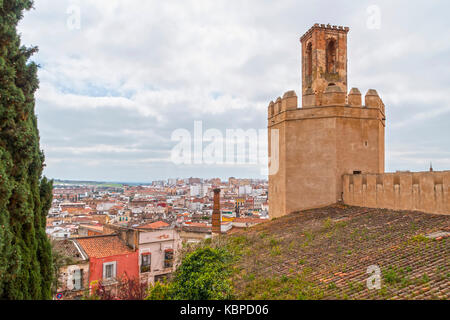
[268, 88, 385, 218]
[343, 171, 450, 215]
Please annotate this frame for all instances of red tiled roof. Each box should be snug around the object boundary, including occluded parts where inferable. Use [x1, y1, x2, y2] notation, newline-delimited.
[233, 218, 267, 224]
[72, 217, 93, 222]
[138, 221, 169, 229]
[187, 222, 210, 228]
[76, 235, 134, 258]
[66, 208, 92, 214]
[79, 224, 104, 232]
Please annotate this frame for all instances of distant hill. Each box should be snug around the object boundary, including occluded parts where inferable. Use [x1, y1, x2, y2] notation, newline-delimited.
[52, 179, 150, 187]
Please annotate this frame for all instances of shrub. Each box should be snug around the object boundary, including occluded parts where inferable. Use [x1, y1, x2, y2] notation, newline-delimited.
[146, 246, 233, 300]
[84, 275, 147, 300]
[146, 281, 171, 300]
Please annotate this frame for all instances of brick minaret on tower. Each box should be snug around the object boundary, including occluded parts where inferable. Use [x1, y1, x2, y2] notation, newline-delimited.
[212, 188, 221, 235]
[301, 24, 349, 107]
[268, 24, 386, 219]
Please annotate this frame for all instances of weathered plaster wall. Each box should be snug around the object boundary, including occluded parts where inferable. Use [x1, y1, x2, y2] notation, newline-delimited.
[57, 263, 89, 299]
[88, 252, 139, 286]
[138, 229, 181, 285]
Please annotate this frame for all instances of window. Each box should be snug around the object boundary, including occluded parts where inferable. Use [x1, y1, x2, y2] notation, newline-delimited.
[103, 261, 116, 280]
[155, 274, 171, 283]
[73, 269, 83, 290]
[164, 249, 174, 269]
[140, 253, 151, 273]
[326, 39, 336, 73]
[306, 42, 312, 77]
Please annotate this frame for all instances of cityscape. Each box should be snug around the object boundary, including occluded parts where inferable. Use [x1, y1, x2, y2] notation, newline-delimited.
[0, 0, 449, 314]
[48, 177, 268, 299]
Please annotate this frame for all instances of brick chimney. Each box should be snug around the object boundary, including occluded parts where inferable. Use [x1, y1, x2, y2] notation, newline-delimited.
[212, 188, 221, 236]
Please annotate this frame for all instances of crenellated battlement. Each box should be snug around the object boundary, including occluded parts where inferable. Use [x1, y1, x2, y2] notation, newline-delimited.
[268, 87, 385, 121]
[300, 23, 349, 42]
[267, 91, 298, 119]
[343, 171, 450, 215]
[348, 87, 362, 106]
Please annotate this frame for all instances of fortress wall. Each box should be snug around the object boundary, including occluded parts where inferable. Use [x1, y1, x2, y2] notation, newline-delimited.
[343, 171, 450, 215]
[284, 115, 338, 214]
[268, 94, 290, 219]
[269, 87, 385, 123]
[268, 89, 385, 218]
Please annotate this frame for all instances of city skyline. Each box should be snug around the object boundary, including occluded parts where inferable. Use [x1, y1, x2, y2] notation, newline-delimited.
[1, 0, 448, 303]
[18, 0, 450, 182]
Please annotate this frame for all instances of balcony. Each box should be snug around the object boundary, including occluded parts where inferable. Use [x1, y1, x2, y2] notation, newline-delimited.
[140, 265, 151, 273]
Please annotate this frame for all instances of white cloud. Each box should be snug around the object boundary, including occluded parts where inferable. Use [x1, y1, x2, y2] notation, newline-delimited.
[16, 0, 450, 181]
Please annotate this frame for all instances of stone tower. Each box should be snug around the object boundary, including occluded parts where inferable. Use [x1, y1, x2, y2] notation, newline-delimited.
[268, 24, 386, 219]
[301, 24, 349, 107]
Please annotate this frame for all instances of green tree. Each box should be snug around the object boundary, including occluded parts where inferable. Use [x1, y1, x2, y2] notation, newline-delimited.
[0, 0, 53, 299]
[147, 247, 234, 300]
[146, 281, 171, 300]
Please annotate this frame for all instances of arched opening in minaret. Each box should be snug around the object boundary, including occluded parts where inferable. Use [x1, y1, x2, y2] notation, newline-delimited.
[326, 39, 336, 73]
[306, 42, 312, 77]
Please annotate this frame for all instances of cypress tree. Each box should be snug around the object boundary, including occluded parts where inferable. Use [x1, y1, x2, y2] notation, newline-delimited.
[0, 0, 53, 299]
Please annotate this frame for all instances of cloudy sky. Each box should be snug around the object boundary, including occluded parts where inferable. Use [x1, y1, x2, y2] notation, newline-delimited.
[17, 0, 450, 182]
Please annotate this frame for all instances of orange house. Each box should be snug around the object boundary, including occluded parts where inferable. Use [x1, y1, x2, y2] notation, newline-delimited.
[76, 235, 139, 289]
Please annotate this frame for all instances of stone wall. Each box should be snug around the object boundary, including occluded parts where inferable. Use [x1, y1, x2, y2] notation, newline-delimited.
[268, 88, 385, 219]
[57, 262, 90, 300]
[343, 171, 450, 215]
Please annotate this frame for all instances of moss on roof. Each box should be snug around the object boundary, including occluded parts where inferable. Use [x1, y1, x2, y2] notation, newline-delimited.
[218, 204, 449, 300]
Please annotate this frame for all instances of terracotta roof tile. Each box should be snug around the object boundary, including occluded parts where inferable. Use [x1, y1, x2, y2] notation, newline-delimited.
[76, 235, 134, 258]
[231, 205, 450, 300]
[138, 221, 169, 229]
[52, 239, 87, 262]
[187, 222, 210, 228]
[79, 224, 104, 232]
[233, 217, 267, 224]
